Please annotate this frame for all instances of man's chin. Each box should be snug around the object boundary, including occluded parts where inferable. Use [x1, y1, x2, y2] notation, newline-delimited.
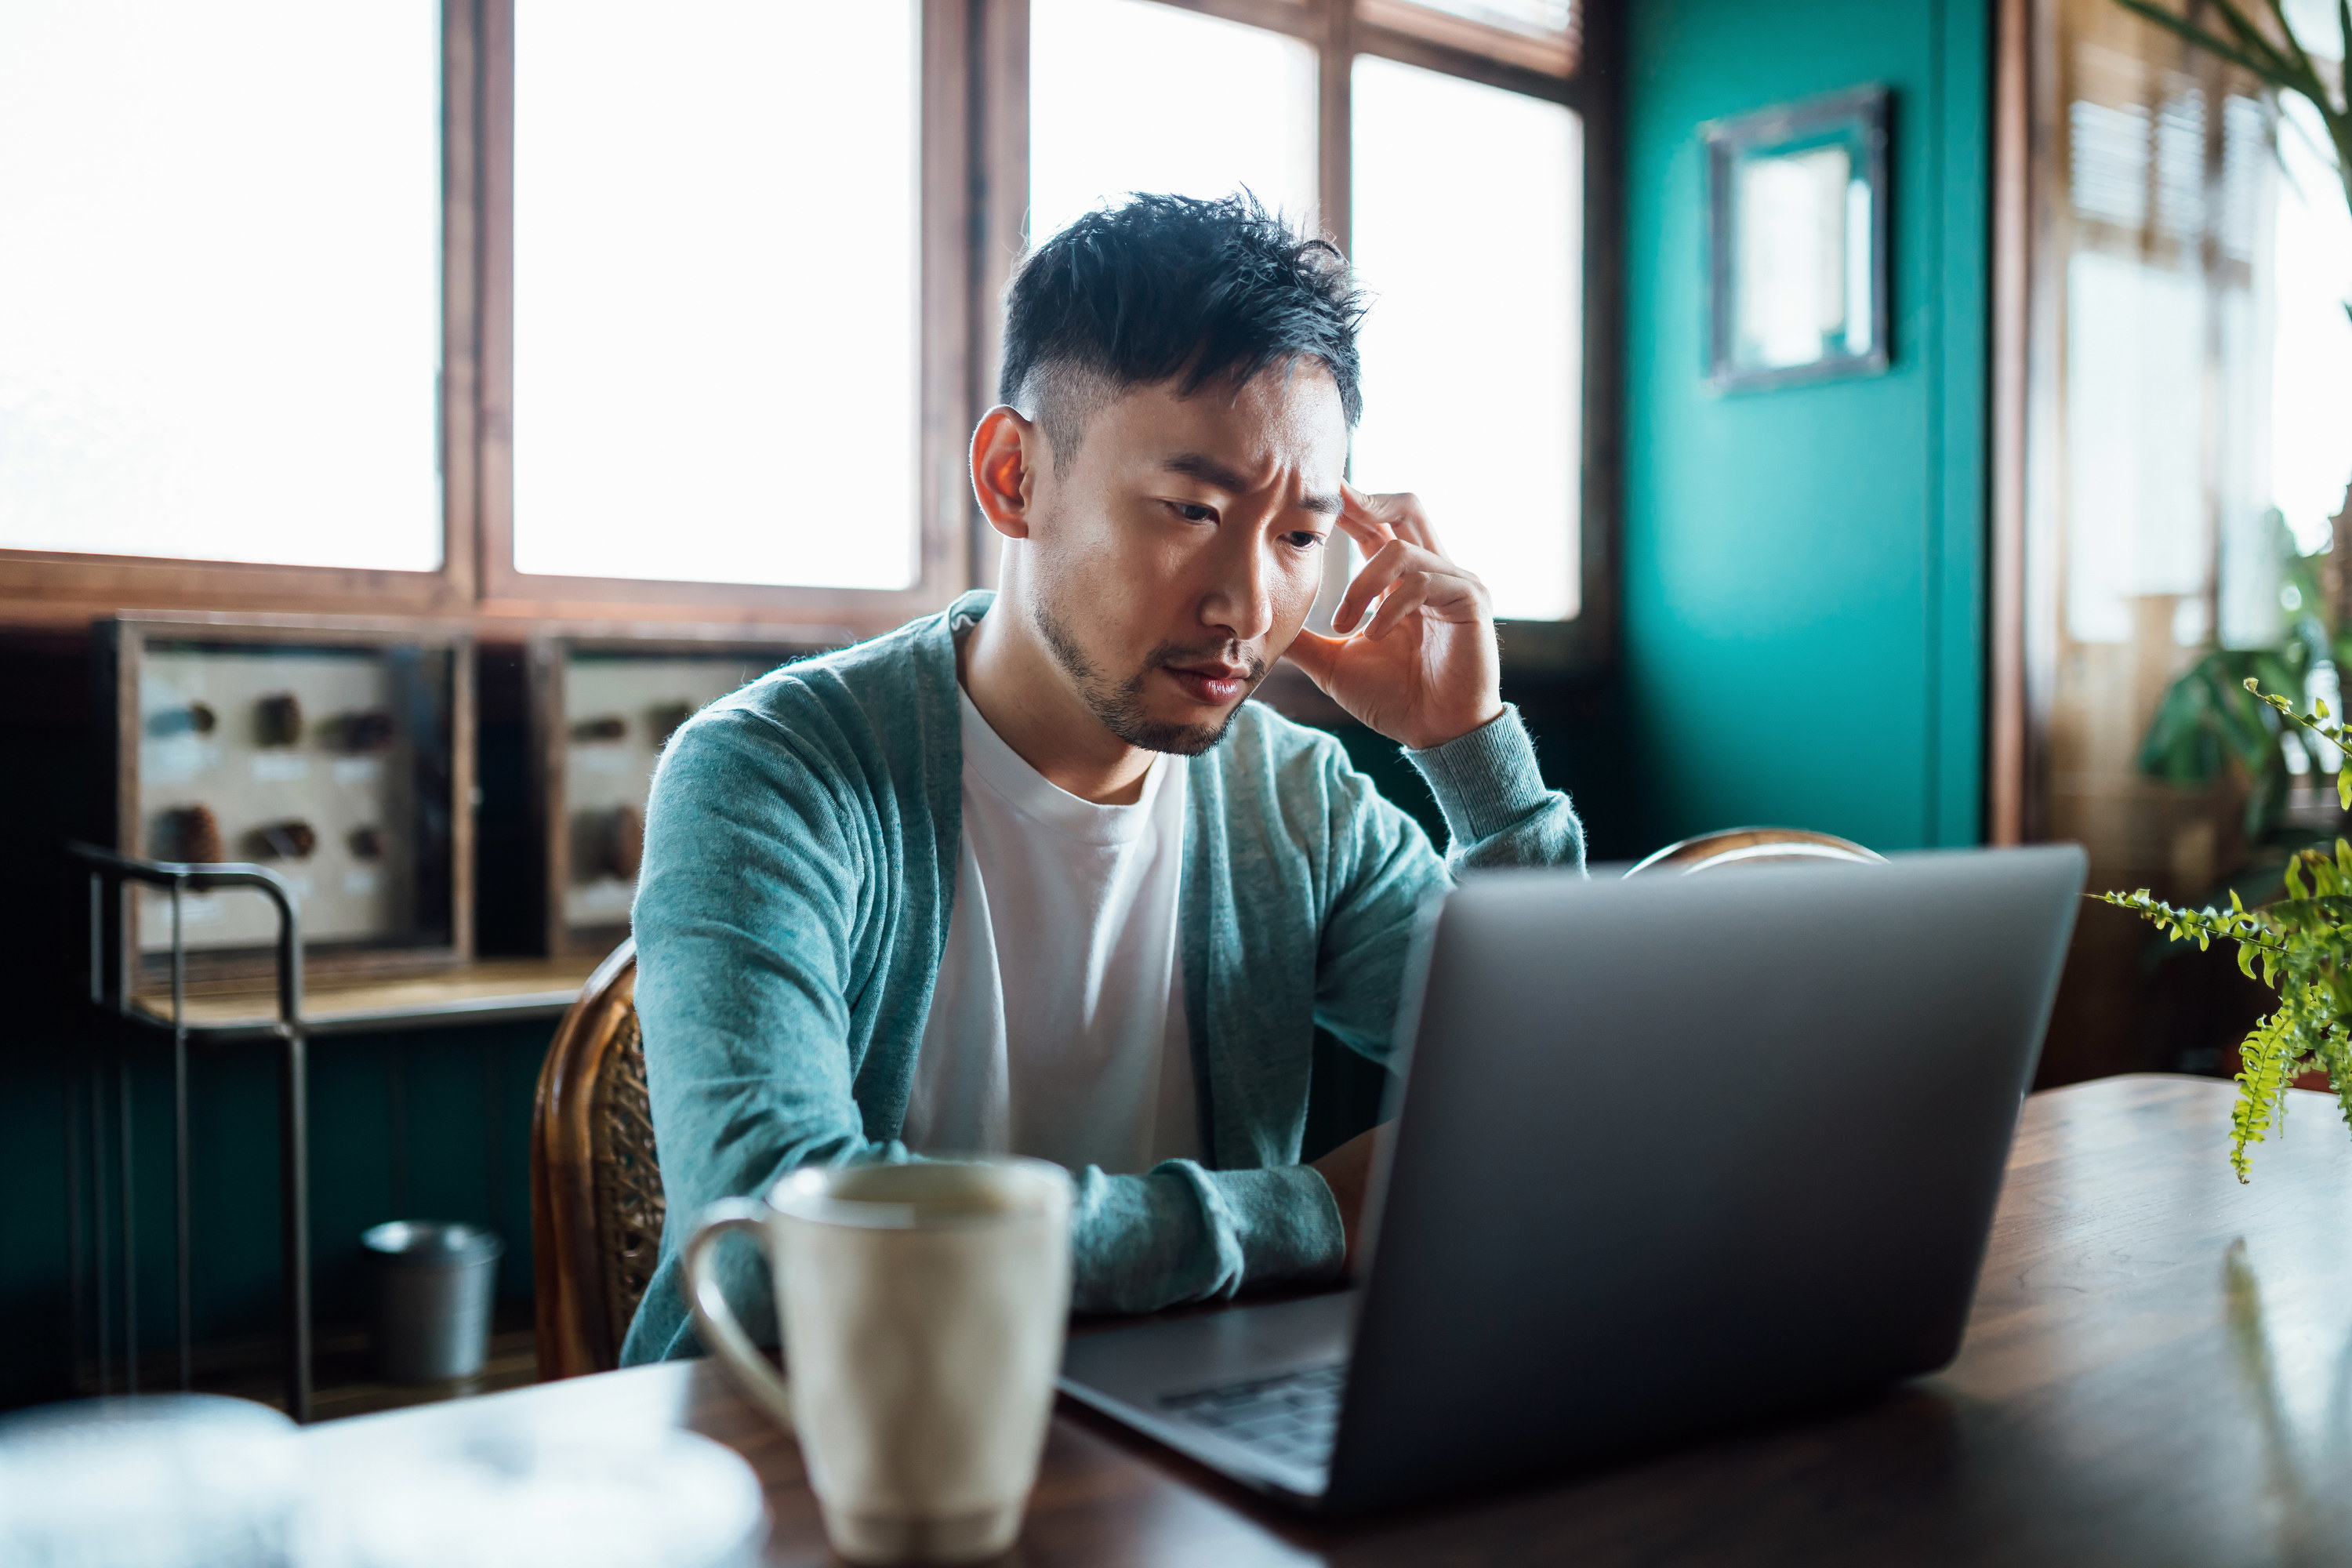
[1105, 707, 1240, 757]
[1093, 691, 1247, 757]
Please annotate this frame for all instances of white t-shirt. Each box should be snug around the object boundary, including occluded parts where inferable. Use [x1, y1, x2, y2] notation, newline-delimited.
[901, 689, 1200, 1174]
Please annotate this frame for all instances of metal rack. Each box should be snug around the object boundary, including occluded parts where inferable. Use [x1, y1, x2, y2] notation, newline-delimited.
[67, 843, 310, 1422]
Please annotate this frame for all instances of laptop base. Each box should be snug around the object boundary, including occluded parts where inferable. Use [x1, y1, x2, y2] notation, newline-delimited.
[1059, 1290, 1357, 1504]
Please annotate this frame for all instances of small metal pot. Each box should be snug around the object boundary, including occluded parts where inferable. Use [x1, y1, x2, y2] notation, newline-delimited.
[362, 1221, 505, 1383]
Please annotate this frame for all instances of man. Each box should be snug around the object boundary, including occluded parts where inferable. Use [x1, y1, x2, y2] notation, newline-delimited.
[621, 193, 1582, 1363]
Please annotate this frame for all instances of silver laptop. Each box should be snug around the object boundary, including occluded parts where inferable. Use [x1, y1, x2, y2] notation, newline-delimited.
[1059, 846, 2085, 1515]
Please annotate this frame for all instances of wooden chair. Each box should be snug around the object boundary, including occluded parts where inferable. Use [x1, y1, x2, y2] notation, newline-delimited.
[530, 938, 664, 1381]
[1624, 826, 1886, 877]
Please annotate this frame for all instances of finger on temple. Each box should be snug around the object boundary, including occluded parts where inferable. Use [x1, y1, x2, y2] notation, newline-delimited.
[1339, 481, 1398, 529]
[1334, 503, 1396, 555]
[1348, 481, 1443, 557]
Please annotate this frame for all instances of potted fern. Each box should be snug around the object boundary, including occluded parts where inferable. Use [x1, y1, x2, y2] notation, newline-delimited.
[2107, 684, 2352, 1178]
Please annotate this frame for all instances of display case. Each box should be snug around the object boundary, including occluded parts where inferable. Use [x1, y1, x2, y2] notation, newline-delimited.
[532, 636, 824, 956]
[99, 613, 474, 983]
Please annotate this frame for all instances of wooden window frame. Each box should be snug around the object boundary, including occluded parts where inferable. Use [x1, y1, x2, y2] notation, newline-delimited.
[471, 0, 977, 642]
[0, 0, 1616, 671]
[0, 0, 489, 631]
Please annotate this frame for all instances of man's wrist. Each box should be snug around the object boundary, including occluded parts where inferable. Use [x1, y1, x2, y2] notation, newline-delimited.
[1400, 702, 1506, 754]
[1403, 703, 1548, 846]
[1225, 1165, 1348, 1285]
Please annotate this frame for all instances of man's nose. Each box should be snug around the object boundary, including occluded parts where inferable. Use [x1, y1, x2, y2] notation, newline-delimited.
[1198, 526, 1276, 645]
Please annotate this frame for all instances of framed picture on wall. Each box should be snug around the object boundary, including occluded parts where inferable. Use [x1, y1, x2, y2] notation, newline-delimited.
[531, 636, 832, 958]
[1703, 85, 1890, 392]
[97, 612, 475, 983]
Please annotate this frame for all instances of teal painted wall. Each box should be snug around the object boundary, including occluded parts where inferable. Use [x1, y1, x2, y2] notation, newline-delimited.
[1622, 0, 1989, 851]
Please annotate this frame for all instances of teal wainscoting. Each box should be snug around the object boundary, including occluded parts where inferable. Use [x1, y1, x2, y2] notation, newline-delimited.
[1621, 0, 1989, 851]
[0, 1021, 550, 1410]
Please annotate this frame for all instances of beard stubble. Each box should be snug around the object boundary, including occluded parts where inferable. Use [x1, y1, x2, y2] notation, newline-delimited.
[1032, 601, 1266, 757]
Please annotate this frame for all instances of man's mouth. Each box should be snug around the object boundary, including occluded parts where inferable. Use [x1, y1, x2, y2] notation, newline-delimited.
[1160, 659, 1254, 707]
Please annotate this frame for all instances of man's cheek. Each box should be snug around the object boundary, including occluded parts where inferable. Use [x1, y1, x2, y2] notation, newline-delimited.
[1283, 557, 1327, 625]
[1262, 583, 1319, 658]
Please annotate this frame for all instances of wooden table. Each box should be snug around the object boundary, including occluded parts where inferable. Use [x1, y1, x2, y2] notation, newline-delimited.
[304, 1075, 2352, 1565]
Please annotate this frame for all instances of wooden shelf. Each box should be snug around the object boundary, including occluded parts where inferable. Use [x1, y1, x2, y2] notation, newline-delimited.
[129, 956, 604, 1039]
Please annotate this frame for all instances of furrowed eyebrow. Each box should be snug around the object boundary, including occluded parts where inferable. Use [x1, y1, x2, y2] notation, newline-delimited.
[1161, 452, 1254, 492]
[1163, 452, 1341, 517]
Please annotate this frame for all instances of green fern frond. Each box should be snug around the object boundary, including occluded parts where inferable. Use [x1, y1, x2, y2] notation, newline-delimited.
[2107, 681, 2352, 1180]
[2230, 999, 2308, 1181]
[2107, 681, 2352, 1178]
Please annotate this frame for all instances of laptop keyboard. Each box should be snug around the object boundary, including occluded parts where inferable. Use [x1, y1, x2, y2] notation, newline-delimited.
[1157, 1362, 1346, 1469]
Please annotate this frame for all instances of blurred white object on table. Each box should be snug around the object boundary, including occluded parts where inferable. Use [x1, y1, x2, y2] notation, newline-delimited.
[301, 1406, 766, 1568]
[0, 1386, 765, 1568]
[0, 1394, 303, 1566]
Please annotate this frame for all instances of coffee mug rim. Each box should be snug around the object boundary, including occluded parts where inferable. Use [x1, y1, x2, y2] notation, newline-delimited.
[764, 1155, 1072, 1231]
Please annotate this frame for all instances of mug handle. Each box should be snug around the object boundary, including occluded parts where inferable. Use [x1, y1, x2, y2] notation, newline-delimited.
[682, 1196, 794, 1429]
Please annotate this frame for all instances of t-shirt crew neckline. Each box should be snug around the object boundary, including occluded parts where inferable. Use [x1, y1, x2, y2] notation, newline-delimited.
[956, 688, 1172, 848]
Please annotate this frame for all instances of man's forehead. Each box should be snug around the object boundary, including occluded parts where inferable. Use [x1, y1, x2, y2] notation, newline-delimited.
[1160, 451, 1343, 514]
[1105, 369, 1347, 485]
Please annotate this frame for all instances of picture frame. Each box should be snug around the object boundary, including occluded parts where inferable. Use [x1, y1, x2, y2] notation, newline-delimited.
[530, 634, 832, 957]
[97, 612, 476, 985]
[1703, 85, 1891, 392]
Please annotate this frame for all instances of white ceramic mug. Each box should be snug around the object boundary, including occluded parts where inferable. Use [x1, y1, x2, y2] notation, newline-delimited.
[683, 1159, 1073, 1566]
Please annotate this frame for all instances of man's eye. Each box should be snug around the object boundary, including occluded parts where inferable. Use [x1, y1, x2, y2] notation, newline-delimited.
[1281, 531, 1326, 551]
[1172, 503, 1215, 523]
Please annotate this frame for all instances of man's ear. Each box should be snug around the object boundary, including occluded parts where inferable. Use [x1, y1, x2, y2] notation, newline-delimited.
[969, 405, 1044, 540]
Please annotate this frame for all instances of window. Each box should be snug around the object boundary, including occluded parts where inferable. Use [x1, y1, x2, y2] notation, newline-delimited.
[0, 0, 1599, 651]
[2007, 0, 2352, 1069]
[0, 1, 443, 573]
[1029, 0, 1321, 241]
[1350, 55, 1582, 621]
[510, 0, 922, 592]
[1027, 0, 1591, 629]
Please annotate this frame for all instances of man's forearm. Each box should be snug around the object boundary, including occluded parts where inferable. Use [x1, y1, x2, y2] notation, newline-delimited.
[1067, 1160, 1346, 1314]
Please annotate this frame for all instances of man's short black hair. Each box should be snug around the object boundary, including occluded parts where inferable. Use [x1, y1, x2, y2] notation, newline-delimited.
[999, 192, 1364, 466]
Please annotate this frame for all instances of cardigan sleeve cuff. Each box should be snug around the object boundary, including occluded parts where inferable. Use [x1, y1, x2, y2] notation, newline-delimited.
[1404, 705, 1548, 847]
[1221, 1164, 1347, 1288]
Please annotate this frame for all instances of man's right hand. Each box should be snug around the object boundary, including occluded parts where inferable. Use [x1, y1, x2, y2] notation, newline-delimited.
[1282, 485, 1503, 753]
[1308, 1123, 1394, 1279]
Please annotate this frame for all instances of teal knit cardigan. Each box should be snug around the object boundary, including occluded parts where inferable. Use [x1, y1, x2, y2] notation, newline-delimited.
[620, 590, 1584, 1363]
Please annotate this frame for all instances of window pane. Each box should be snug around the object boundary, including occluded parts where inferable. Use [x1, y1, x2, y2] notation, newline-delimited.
[0, 2, 441, 572]
[512, 1, 919, 590]
[2267, 93, 2352, 559]
[2027, 0, 2351, 1070]
[1395, 0, 1574, 38]
[1350, 56, 1582, 621]
[1029, 0, 1319, 246]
